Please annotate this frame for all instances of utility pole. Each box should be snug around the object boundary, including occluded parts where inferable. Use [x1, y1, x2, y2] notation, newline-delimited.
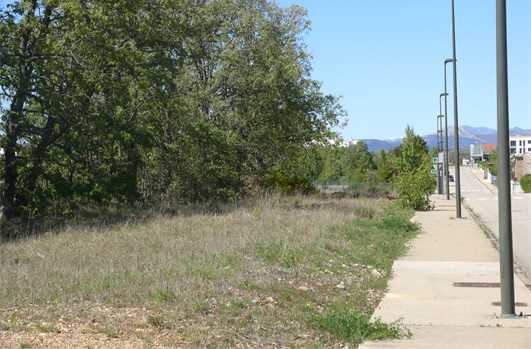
[496, 0, 516, 318]
[451, 0, 462, 218]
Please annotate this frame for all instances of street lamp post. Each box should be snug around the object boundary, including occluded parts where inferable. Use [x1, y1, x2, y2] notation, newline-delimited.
[436, 116, 441, 194]
[440, 93, 449, 198]
[438, 115, 444, 152]
[436, 114, 444, 194]
[496, 0, 516, 318]
[450, 0, 462, 219]
[442, 61, 452, 201]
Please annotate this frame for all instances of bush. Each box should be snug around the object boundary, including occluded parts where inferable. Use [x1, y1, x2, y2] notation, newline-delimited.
[264, 170, 315, 195]
[393, 127, 435, 211]
[521, 175, 531, 193]
[394, 169, 435, 211]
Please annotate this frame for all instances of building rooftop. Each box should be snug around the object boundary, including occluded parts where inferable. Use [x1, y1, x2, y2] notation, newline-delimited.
[481, 143, 496, 154]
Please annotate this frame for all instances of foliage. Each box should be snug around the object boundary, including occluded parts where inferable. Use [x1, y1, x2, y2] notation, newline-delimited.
[264, 146, 322, 194]
[521, 175, 531, 193]
[313, 309, 409, 344]
[479, 151, 497, 176]
[341, 141, 375, 183]
[314, 141, 395, 197]
[393, 127, 435, 210]
[374, 150, 394, 183]
[0, 0, 343, 233]
[317, 146, 344, 183]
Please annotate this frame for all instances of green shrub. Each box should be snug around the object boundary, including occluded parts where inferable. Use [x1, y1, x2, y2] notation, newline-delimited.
[521, 175, 531, 193]
[394, 168, 435, 211]
[264, 170, 315, 195]
[393, 127, 435, 210]
[488, 163, 497, 176]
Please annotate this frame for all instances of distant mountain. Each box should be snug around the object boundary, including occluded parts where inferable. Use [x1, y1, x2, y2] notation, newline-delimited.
[363, 139, 402, 152]
[511, 127, 531, 136]
[461, 126, 496, 136]
[361, 125, 531, 152]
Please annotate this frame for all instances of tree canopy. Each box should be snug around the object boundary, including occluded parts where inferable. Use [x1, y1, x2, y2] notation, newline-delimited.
[393, 127, 435, 210]
[0, 0, 343, 231]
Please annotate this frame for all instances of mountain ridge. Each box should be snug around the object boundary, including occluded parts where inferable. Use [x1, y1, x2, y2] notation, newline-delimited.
[359, 126, 531, 152]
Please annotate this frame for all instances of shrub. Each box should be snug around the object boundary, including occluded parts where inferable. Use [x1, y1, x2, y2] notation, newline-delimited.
[393, 127, 435, 210]
[394, 168, 435, 211]
[520, 175, 531, 193]
[264, 169, 315, 195]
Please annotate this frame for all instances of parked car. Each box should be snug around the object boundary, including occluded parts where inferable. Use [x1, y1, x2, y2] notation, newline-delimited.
[449, 174, 455, 182]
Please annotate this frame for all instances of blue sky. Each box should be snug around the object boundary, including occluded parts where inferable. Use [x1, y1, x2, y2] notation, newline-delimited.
[277, 0, 531, 139]
[2, 1, 529, 139]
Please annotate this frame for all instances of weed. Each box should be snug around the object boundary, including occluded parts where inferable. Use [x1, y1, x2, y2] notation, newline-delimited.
[313, 308, 409, 344]
[94, 324, 120, 338]
[0, 320, 10, 331]
[239, 280, 260, 290]
[352, 205, 377, 219]
[35, 322, 60, 333]
[256, 241, 304, 268]
[147, 314, 170, 330]
[192, 299, 211, 314]
[150, 289, 177, 304]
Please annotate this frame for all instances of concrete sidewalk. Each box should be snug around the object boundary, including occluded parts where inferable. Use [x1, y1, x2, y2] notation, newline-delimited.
[359, 195, 531, 349]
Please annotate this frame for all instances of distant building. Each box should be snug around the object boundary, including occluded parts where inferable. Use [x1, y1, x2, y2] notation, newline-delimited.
[510, 135, 531, 156]
[470, 143, 496, 162]
[470, 143, 483, 162]
[482, 143, 496, 154]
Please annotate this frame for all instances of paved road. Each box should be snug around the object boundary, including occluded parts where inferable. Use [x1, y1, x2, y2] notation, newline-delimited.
[459, 166, 531, 277]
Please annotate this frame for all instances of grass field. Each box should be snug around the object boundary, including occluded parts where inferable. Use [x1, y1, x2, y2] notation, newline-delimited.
[0, 195, 418, 348]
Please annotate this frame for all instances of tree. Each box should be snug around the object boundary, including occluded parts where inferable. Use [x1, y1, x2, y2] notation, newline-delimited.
[340, 141, 374, 183]
[375, 150, 394, 183]
[0, 0, 344, 234]
[393, 127, 435, 210]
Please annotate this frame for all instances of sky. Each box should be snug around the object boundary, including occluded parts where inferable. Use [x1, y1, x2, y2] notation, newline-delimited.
[276, 0, 531, 140]
[1, 1, 529, 140]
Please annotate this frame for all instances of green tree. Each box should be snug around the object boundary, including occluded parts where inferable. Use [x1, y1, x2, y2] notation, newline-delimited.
[394, 127, 435, 210]
[0, 0, 344, 234]
[341, 141, 374, 183]
[375, 150, 394, 183]
[318, 146, 343, 183]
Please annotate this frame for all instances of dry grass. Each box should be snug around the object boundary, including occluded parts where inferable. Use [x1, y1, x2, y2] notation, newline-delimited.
[0, 195, 415, 348]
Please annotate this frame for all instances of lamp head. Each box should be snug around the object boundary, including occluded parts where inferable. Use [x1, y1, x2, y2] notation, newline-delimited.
[444, 58, 455, 64]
